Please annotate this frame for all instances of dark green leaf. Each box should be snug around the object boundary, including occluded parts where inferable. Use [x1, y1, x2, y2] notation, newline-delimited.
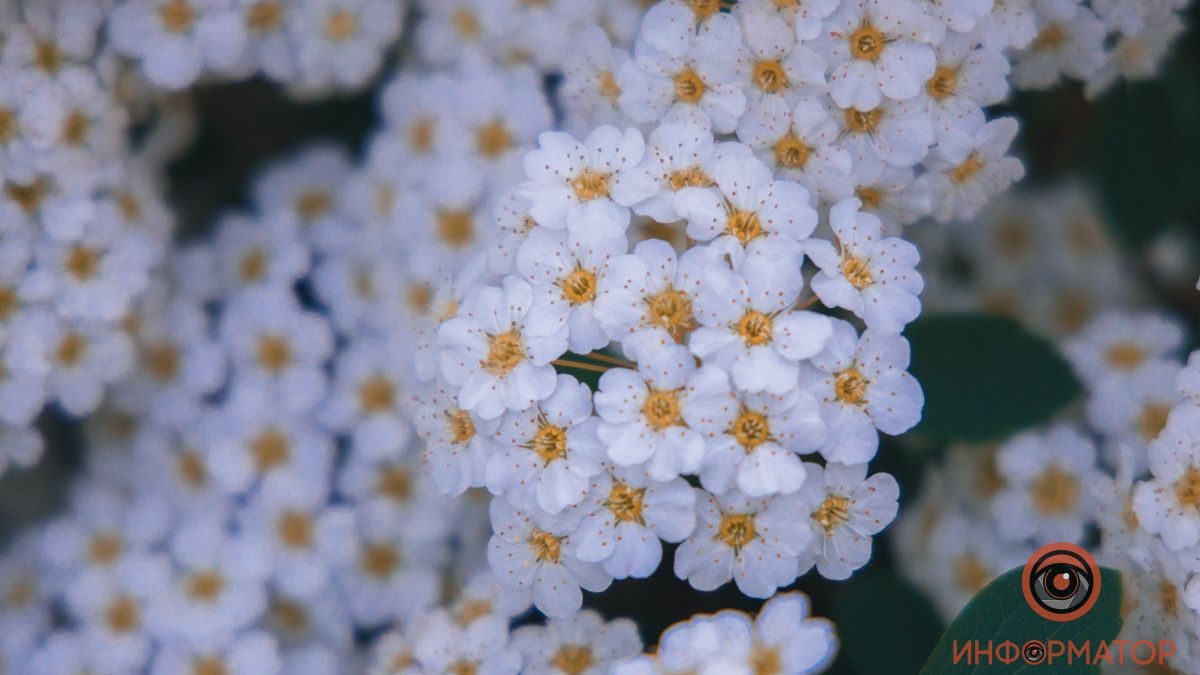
[920, 566, 1123, 674]
[906, 313, 1081, 443]
[832, 572, 944, 675]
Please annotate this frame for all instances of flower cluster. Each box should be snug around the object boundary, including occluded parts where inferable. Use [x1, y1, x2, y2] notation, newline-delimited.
[0, 0, 1194, 673]
[896, 183, 1200, 671]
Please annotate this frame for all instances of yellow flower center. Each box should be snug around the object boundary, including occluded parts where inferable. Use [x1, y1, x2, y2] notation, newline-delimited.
[529, 420, 568, 463]
[841, 255, 873, 289]
[105, 595, 140, 633]
[674, 68, 707, 104]
[1174, 467, 1200, 509]
[559, 267, 598, 304]
[452, 8, 481, 38]
[949, 155, 985, 184]
[598, 71, 620, 102]
[845, 107, 883, 133]
[1105, 342, 1145, 370]
[605, 481, 647, 524]
[715, 513, 757, 551]
[926, 66, 958, 100]
[361, 542, 400, 579]
[277, 511, 314, 550]
[34, 40, 64, 73]
[56, 332, 88, 366]
[552, 645, 595, 675]
[256, 335, 293, 372]
[954, 553, 990, 592]
[246, 1, 284, 33]
[251, 429, 291, 471]
[727, 209, 763, 245]
[645, 288, 695, 342]
[358, 374, 396, 413]
[454, 598, 493, 625]
[377, 464, 413, 502]
[61, 111, 90, 146]
[732, 408, 771, 450]
[773, 133, 812, 169]
[1032, 24, 1067, 52]
[160, 0, 197, 33]
[849, 23, 886, 61]
[270, 597, 310, 635]
[752, 60, 789, 93]
[324, 9, 358, 42]
[833, 368, 867, 405]
[408, 117, 435, 155]
[667, 166, 713, 191]
[572, 169, 612, 201]
[0, 287, 16, 321]
[750, 645, 783, 675]
[855, 186, 883, 210]
[812, 494, 851, 534]
[65, 245, 101, 281]
[484, 330, 525, 376]
[1138, 403, 1171, 442]
[528, 529, 563, 563]
[0, 108, 17, 143]
[143, 343, 181, 383]
[177, 450, 208, 488]
[436, 209, 476, 248]
[686, 0, 725, 19]
[88, 532, 124, 565]
[1030, 465, 1079, 515]
[642, 387, 684, 431]
[5, 178, 49, 213]
[447, 410, 477, 444]
[186, 570, 225, 603]
[476, 120, 513, 158]
[736, 310, 773, 346]
[237, 248, 267, 282]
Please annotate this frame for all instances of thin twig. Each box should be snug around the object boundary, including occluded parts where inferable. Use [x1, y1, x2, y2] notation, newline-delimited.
[795, 295, 821, 310]
[581, 351, 636, 368]
[551, 359, 612, 373]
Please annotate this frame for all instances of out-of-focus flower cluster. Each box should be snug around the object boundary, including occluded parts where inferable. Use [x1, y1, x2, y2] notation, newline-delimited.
[897, 183, 1200, 671]
[0, 0, 1193, 673]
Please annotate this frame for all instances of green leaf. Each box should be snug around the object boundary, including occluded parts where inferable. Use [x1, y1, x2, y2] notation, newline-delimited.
[906, 313, 1081, 443]
[832, 572, 945, 675]
[920, 566, 1123, 674]
[1089, 70, 1200, 250]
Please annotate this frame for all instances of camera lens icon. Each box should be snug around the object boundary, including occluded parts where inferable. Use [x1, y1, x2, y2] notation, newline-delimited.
[1021, 542, 1101, 622]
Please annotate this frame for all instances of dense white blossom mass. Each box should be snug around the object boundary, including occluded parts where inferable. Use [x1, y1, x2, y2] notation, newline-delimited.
[0, 0, 1193, 672]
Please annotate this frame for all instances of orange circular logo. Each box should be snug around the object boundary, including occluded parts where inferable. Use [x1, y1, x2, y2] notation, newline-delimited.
[1021, 542, 1101, 622]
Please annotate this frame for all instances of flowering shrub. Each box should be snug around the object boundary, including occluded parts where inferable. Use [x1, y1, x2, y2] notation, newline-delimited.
[0, 0, 1194, 673]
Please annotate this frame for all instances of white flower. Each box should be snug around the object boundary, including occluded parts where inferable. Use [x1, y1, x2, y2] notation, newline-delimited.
[848, 162, 931, 234]
[150, 630, 282, 675]
[40, 315, 134, 416]
[395, 159, 490, 272]
[288, 0, 403, 92]
[748, 96, 854, 204]
[125, 295, 226, 426]
[674, 152, 817, 260]
[614, 122, 751, 225]
[63, 552, 171, 673]
[1063, 311, 1184, 388]
[486, 374, 606, 514]
[1134, 408, 1200, 551]
[415, 379, 500, 497]
[833, 98, 934, 170]
[734, 0, 840, 41]
[219, 287, 333, 415]
[917, 33, 1011, 140]
[674, 487, 812, 598]
[486, 498, 612, 618]
[1085, 10, 1186, 99]
[803, 318, 923, 463]
[334, 505, 441, 628]
[1087, 360, 1181, 451]
[321, 337, 412, 457]
[437, 276, 568, 420]
[798, 462, 899, 580]
[923, 117, 1025, 223]
[25, 225, 152, 322]
[697, 388, 826, 497]
[519, 126, 645, 231]
[515, 206, 629, 354]
[976, 0, 1038, 51]
[808, 198, 923, 333]
[513, 609, 643, 675]
[237, 474, 356, 599]
[690, 251, 831, 394]
[594, 238, 723, 359]
[729, 9, 827, 142]
[560, 27, 631, 135]
[1011, 7, 1106, 90]
[108, 0, 247, 89]
[594, 345, 730, 481]
[213, 212, 310, 293]
[571, 465, 696, 579]
[813, 0, 936, 111]
[487, 188, 539, 276]
[636, 0, 742, 69]
[409, 607, 522, 675]
[990, 425, 1101, 544]
[617, 14, 746, 134]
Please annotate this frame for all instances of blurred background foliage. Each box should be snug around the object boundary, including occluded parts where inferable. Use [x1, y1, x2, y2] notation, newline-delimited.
[1, 4, 1199, 673]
